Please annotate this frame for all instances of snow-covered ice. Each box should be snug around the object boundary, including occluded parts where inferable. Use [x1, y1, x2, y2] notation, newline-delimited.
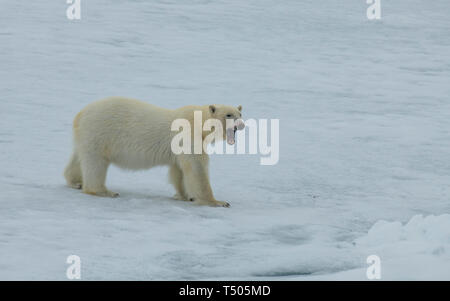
[1, 0, 449, 280]
[298, 214, 450, 280]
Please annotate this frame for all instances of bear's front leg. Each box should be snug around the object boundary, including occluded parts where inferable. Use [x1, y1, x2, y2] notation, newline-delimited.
[169, 164, 188, 201]
[178, 156, 230, 208]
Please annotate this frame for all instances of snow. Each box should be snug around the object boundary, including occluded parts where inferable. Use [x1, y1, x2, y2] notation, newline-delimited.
[353, 214, 450, 280]
[296, 214, 450, 280]
[1, 0, 450, 280]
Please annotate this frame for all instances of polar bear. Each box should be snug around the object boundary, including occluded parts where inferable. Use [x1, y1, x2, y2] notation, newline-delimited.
[63, 97, 244, 207]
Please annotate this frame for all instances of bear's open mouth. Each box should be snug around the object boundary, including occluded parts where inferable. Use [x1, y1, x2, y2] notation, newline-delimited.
[226, 119, 245, 145]
[226, 126, 237, 145]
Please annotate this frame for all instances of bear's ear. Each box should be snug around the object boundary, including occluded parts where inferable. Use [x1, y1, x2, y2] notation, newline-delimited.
[209, 105, 216, 114]
[237, 105, 242, 112]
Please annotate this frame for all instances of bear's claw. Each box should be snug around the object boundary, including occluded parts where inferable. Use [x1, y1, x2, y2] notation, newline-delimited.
[173, 194, 187, 201]
[109, 191, 120, 198]
[221, 201, 231, 208]
[69, 183, 82, 190]
[84, 190, 119, 198]
[198, 200, 230, 207]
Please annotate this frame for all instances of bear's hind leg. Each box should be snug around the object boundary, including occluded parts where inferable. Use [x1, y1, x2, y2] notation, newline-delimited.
[169, 164, 188, 201]
[80, 155, 118, 197]
[64, 151, 83, 189]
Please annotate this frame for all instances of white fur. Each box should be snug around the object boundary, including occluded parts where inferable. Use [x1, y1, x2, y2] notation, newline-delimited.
[64, 97, 242, 207]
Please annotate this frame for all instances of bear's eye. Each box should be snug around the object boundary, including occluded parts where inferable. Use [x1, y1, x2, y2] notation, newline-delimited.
[226, 114, 233, 118]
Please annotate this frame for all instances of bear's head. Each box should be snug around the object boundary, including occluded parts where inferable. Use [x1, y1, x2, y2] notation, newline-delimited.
[207, 104, 244, 145]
